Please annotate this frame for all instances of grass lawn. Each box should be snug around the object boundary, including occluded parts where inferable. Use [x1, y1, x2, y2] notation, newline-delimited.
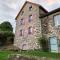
[0, 50, 60, 60]
[20, 50, 60, 58]
[0, 50, 18, 60]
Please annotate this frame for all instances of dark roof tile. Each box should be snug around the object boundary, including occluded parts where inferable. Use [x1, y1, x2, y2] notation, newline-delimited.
[40, 8, 60, 18]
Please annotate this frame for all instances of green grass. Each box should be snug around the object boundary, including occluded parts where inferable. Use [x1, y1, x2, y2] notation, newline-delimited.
[20, 50, 60, 58]
[0, 50, 18, 60]
[0, 50, 60, 60]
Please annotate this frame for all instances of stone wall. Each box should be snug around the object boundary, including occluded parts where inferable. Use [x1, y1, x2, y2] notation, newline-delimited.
[8, 54, 59, 60]
[14, 2, 43, 50]
[14, 2, 50, 50]
[41, 11, 60, 53]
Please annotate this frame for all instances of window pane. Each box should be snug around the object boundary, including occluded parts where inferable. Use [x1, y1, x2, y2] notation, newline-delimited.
[49, 37, 58, 53]
[29, 5, 32, 11]
[29, 15, 32, 22]
[54, 16, 58, 26]
[20, 19, 24, 25]
[28, 27, 32, 34]
[58, 15, 60, 25]
[54, 14, 60, 26]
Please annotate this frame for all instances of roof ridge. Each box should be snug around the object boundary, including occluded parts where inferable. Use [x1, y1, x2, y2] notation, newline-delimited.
[15, 0, 48, 20]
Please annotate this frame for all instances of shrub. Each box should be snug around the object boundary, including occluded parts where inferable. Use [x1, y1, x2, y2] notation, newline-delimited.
[38, 36, 49, 52]
[0, 31, 14, 46]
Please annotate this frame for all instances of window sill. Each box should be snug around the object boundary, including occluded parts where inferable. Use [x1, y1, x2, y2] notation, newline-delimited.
[54, 25, 60, 30]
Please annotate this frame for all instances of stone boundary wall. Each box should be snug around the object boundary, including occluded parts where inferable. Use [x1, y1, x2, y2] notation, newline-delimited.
[8, 54, 59, 60]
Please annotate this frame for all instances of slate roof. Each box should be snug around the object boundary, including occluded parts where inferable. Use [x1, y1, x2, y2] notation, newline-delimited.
[40, 8, 60, 18]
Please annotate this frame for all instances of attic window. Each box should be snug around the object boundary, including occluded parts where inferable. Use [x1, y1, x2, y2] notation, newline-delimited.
[21, 11, 24, 15]
[29, 5, 32, 11]
[20, 19, 24, 25]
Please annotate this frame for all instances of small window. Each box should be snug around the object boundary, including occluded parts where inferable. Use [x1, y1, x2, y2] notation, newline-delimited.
[20, 30, 23, 36]
[28, 27, 32, 34]
[29, 5, 32, 11]
[29, 15, 32, 22]
[54, 14, 60, 26]
[20, 19, 24, 25]
[21, 11, 24, 16]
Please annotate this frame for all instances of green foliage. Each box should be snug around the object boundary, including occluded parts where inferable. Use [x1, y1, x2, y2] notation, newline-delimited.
[0, 21, 13, 31]
[0, 50, 59, 60]
[0, 21, 14, 46]
[0, 31, 14, 46]
[38, 37, 49, 52]
[20, 50, 59, 58]
[0, 50, 18, 60]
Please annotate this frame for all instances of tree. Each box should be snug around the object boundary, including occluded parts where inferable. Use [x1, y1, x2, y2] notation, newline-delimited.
[0, 21, 14, 46]
[0, 31, 14, 45]
[0, 21, 13, 31]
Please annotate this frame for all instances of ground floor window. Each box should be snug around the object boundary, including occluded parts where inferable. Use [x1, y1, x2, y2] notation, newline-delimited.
[49, 36, 58, 53]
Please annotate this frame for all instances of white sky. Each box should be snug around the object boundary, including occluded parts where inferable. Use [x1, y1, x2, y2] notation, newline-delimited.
[0, 0, 60, 33]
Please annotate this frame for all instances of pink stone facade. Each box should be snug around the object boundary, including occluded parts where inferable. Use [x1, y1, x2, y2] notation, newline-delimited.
[14, 2, 47, 50]
[14, 1, 60, 53]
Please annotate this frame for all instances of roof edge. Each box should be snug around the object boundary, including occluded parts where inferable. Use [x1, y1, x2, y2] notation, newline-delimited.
[15, 1, 48, 20]
[40, 8, 60, 18]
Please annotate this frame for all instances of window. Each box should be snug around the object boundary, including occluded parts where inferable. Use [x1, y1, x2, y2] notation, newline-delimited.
[20, 19, 24, 25]
[21, 11, 24, 16]
[49, 37, 58, 52]
[20, 30, 23, 36]
[54, 14, 60, 26]
[29, 5, 32, 11]
[28, 27, 32, 34]
[29, 15, 32, 22]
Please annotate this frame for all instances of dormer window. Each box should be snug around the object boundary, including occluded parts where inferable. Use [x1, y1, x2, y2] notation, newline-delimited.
[29, 5, 32, 11]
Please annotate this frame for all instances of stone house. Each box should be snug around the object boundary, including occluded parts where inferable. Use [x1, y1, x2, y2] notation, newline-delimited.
[41, 8, 60, 53]
[14, 1, 60, 53]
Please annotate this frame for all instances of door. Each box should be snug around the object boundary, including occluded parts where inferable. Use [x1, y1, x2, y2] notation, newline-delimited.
[50, 37, 58, 53]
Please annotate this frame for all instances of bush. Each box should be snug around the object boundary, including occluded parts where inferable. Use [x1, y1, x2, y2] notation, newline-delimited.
[38, 36, 49, 52]
[0, 21, 14, 46]
[0, 31, 14, 46]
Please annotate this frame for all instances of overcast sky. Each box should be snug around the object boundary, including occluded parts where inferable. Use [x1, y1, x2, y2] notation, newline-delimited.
[0, 0, 60, 33]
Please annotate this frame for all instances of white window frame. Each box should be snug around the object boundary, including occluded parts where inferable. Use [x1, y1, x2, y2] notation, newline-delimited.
[54, 14, 60, 26]
[49, 36, 58, 53]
